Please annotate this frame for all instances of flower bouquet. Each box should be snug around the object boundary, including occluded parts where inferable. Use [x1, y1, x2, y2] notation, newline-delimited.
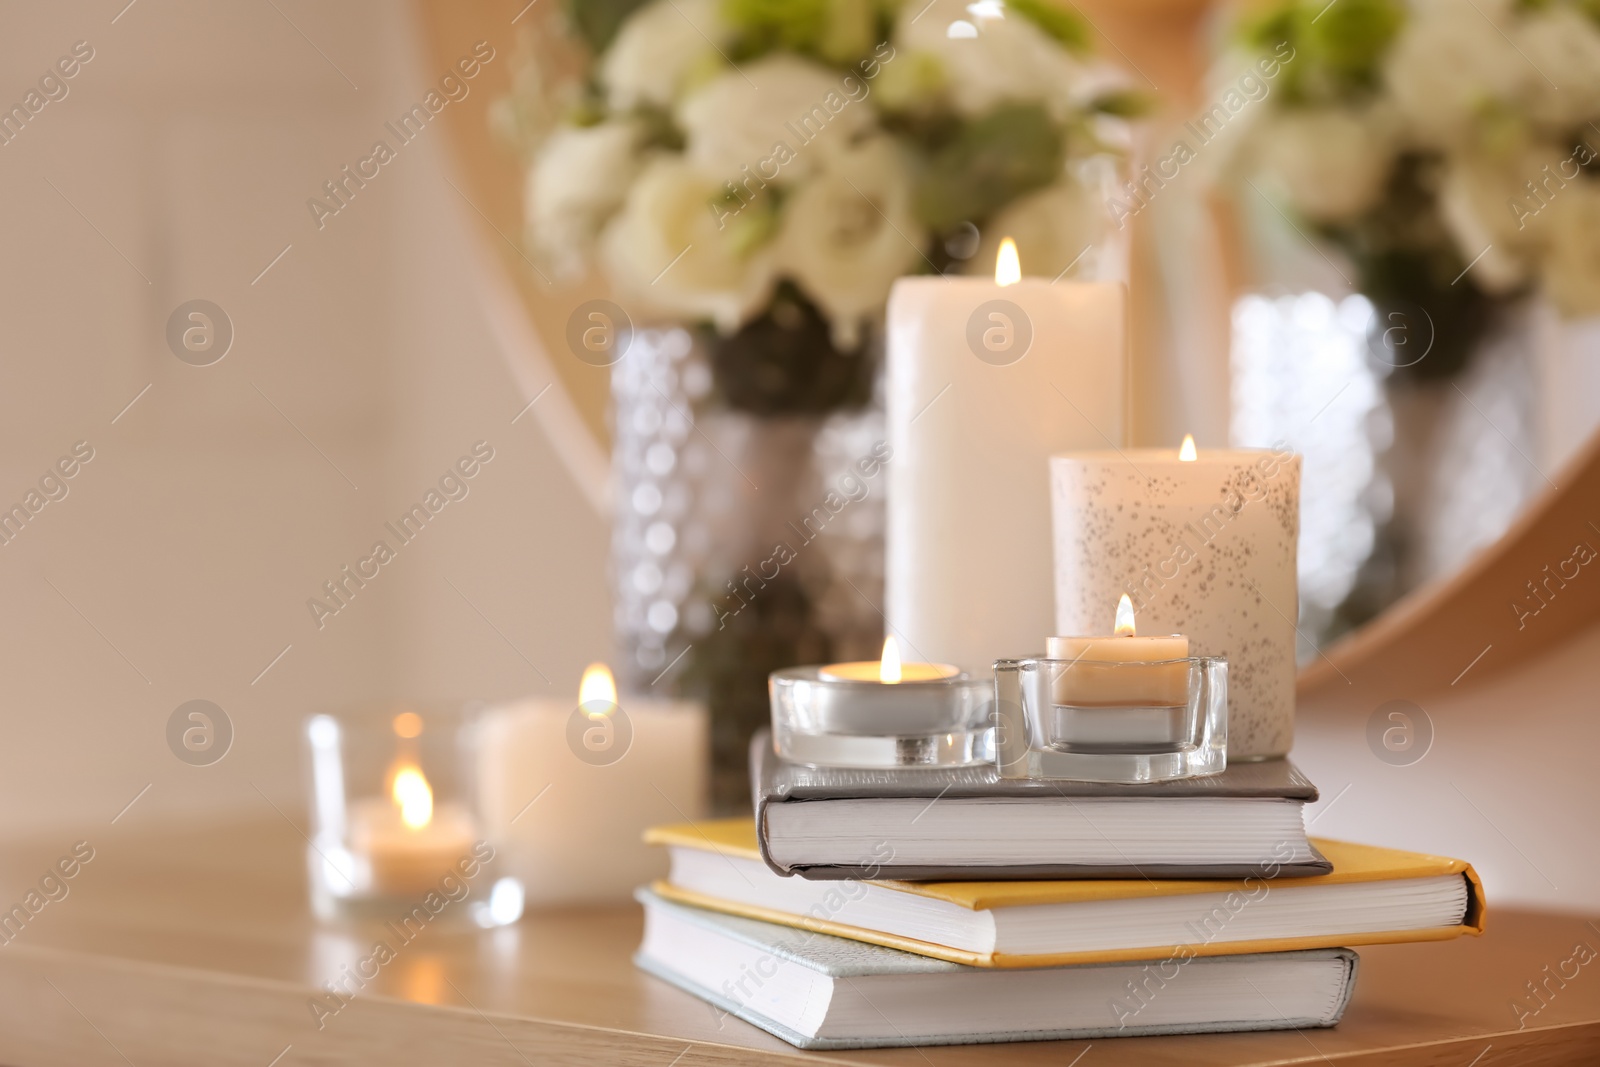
[500, 0, 1136, 807]
[1231, 0, 1600, 379]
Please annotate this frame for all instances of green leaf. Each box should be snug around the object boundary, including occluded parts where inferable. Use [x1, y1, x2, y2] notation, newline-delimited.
[1008, 0, 1091, 53]
[565, 0, 655, 53]
[720, 0, 887, 64]
[911, 103, 1065, 231]
[1315, 0, 1405, 80]
[1241, 0, 1404, 105]
[1089, 89, 1153, 118]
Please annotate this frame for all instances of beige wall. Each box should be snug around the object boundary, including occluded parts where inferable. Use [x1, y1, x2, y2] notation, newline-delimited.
[0, 1, 609, 834]
[1296, 623, 1600, 913]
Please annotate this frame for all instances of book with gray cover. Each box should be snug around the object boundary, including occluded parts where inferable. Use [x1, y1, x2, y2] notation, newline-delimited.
[635, 889, 1359, 1050]
[751, 731, 1331, 879]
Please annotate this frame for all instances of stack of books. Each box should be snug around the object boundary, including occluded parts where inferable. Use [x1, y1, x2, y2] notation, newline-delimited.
[635, 734, 1485, 1050]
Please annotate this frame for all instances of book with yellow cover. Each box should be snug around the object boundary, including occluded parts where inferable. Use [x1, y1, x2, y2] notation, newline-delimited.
[646, 818, 1486, 968]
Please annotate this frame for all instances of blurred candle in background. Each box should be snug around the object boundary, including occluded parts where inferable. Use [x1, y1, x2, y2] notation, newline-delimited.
[477, 663, 707, 905]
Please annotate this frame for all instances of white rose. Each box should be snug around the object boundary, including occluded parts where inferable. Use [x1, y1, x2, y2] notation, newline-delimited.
[777, 139, 925, 348]
[1256, 107, 1395, 222]
[1383, 1, 1522, 147]
[1516, 8, 1600, 130]
[601, 0, 728, 111]
[526, 121, 640, 277]
[965, 180, 1106, 282]
[1540, 185, 1600, 317]
[677, 54, 876, 186]
[1438, 157, 1536, 294]
[893, 0, 1086, 118]
[600, 157, 776, 333]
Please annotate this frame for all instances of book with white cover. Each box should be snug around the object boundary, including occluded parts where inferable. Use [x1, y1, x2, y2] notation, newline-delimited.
[635, 889, 1360, 1050]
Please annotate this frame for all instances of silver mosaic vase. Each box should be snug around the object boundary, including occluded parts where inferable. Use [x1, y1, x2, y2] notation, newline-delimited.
[610, 327, 886, 810]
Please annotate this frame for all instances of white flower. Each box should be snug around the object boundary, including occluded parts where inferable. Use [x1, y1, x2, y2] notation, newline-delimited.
[600, 157, 776, 332]
[526, 121, 641, 277]
[1541, 185, 1600, 317]
[777, 139, 925, 348]
[601, 0, 728, 111]
[1256, 107, 1396, 222]
[677, 54, 876, 186]
[1383, 1, 1523, 148]
[892, 0, 1087, 118]
[1516, 8, 1600, 130]
[966, 181, 1106, 281]
[1438, 156, 1536, 294]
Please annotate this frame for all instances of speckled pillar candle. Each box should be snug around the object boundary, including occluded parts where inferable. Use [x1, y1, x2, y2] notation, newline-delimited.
[1050, 446, 1301, 759]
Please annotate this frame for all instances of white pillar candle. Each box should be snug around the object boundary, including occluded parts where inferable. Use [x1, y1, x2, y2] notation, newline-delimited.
[886, 264, 1126, 675]
[1050, 442, 1301, 758]
[478, 664, 707, 906]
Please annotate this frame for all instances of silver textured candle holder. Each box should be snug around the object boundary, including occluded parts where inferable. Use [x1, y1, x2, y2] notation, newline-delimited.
[769, 668, 993, 769]
[993, 657, 1227, 782]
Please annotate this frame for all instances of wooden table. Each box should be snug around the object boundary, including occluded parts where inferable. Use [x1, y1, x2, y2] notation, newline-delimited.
[0, 820, 1595, 1066]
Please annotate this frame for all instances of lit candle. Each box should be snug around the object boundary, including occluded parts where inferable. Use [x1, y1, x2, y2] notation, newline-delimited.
[1051, 437, 1300, 757]
[1047, 595, 1190, 707]
[346, 712, 478, 896]
[800, 636, 969, 733]
[1040, 596, 1195, 751]
[477, 663, 707, 905]
[770, 638, 992, 767]
[887, 242, 1126, 675]
[819, 636, 959, 683]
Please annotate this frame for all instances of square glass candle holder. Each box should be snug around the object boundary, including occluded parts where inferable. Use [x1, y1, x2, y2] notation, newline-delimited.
[992, 657, 1227, 782]
[304, 703, 524, 927]
[770, 668, 994, 768]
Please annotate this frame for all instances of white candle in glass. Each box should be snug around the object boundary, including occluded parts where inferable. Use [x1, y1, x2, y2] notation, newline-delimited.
[810, 636, 967, 733]
[1047, 595, 1191, 707]
[346, 794, 477, 897]
[1050, 437, 1301, 758]
[329, 711, 482, 897]
[477, 663, 707, 906]
[886, 241, 1126, 675]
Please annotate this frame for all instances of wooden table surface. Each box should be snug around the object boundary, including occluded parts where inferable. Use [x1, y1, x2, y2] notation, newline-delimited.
[0, 819, 1595, 1066]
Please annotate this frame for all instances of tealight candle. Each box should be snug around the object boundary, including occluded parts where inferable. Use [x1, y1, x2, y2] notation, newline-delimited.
[1041, 596, 1195, 751]
[811, 638, 966, 731]
[770, 638, 992, 768]
[304, 704, 522, 927]
[1046, 595, 1190, 708]
[347, 793, 477, 897]
[819, 637, 960, 684]
[337, 712, 480, 895]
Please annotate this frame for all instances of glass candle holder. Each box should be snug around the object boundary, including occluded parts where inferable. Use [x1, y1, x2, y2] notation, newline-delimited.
[770, 667, 993, 768]
[304, 702, 524, 927]
[993, 657, 1227, 782]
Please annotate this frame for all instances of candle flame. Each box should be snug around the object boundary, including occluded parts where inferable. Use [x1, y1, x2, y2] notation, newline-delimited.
[392, 711, 423, 739]
[1114, 594, 1137, 637]
[995, 237, 1021, 287]
[392, 764, 433, 830]
[1179, 434, 1197, 462]
[879, 636, 903, 684]
[579, 661, 617, 709]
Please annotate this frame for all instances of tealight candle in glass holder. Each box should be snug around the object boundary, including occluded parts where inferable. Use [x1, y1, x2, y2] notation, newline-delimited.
[994, 597, 1228, 782]
[304, 703, 524, 927]
[771, 637, 993, 768]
